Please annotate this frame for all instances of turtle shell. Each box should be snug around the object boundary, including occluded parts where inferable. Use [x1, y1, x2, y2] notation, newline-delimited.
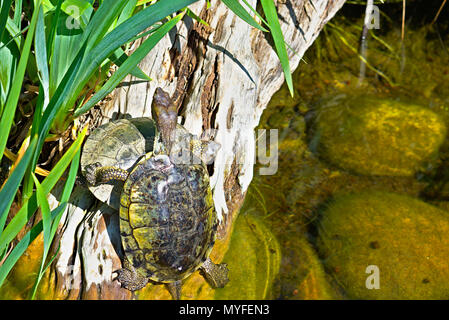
[81, 118, 156, 209]
[119, 153, 218, 282]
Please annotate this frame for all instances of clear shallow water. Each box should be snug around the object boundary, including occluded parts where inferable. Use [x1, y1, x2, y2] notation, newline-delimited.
[235, 17, 449, 299]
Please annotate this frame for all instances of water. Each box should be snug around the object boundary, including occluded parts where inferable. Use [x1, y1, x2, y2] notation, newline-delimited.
[233, 13, 449, 299]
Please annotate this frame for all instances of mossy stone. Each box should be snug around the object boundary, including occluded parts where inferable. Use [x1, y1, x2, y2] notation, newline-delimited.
[317, 191, 449, 299]
[0, 233, 45, 300]
[214, 213, 281, 300]
[275, 235, 338, 300]
[314, 96, 447, 176]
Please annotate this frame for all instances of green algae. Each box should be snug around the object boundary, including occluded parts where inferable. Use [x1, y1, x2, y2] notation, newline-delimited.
[274, 235, 339, 300]
[0, 233, 46, 300]
[214, 213, 281, 300]
[313, 96, 447, 176]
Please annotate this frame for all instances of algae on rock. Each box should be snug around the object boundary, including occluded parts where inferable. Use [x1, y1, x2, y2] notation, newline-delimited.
[317, 191, 449, 299]
[312, 96, 447, 177]
[214, 213, 281, 300]
[275, 235, 338, 300]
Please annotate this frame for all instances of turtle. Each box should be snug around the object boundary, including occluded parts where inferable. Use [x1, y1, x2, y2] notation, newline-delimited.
[81, 117, 157, 210]
[82, 88, 229, 299]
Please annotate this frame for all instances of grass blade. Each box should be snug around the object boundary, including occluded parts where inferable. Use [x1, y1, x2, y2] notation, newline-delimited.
[109, 47, 152, 81]
[47, 5, 87, 97]
[0, 0, 12, 42]
[3, 17, 22, 49]
[60, 148, 81, 203]
[0, 202, 66, 288]
[32, 173, 51, 256]
[241, 0, 268, 25]
[185, 8, 209, 26]
[78, 0, 128, 53]
[29, 173, 51, 299]
[260, 0, 293, 96]
[12, 0, 22, 28]
[0, 126, 87, 254]
[35, 6, 50, 109]
[54, 147, 80, 237]
[0, 136, 37, 236]
[222, 0, 268, 32]
[0, 0, 41, 164]
[35, 41, 86, 167]
[74, 13, 185, 117]
[21, 89, 44, 201]
[45, 0, 63, 64]
[65, 0, 198, 115]
[117, 0, 138, 26]
[0, 19, 20, 112]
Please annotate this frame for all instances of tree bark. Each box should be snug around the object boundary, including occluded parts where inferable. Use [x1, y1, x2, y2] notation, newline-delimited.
[34, 0, 345, 299]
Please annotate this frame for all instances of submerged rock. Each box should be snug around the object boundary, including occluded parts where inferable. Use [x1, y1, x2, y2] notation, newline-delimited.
[275, 235, 338, 300]
[214, 213, 281, 300]
[312, 96, 447, 176]
[317, 191, 449, 299]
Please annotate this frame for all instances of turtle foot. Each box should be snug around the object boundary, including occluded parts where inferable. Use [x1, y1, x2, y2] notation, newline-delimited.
[114, 267, 148, 291]
[200, 258, 229, 288]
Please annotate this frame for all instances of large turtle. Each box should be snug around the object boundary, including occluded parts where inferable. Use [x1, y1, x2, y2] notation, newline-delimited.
[82, 88, 228, 299]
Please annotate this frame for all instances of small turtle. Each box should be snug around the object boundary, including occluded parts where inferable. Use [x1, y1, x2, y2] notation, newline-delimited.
[83, 88, 228, 299]
[81, 117, 157, 210]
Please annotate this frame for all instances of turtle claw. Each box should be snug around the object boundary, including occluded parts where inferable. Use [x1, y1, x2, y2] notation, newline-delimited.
[200, 258, 229, 288]
[85, 162, 102, 186]
[114, 267, 148, 292]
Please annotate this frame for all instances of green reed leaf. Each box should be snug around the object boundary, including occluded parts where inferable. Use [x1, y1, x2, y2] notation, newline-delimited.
[260, 0, 293, 97]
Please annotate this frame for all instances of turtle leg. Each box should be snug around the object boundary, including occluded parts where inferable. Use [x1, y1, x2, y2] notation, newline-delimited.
[114, 259, 148, 291]
[200, 258, 229, 288]
[166, 280, 182, 300]
[85, 162, 129, 186]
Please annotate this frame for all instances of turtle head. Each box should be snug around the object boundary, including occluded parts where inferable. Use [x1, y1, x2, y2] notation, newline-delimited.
[152, 87, 221, 164]
[152, 87, 177, 154]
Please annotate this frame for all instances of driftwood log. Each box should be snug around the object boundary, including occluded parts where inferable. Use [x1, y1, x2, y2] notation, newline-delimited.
[35, 0, 346, 299]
